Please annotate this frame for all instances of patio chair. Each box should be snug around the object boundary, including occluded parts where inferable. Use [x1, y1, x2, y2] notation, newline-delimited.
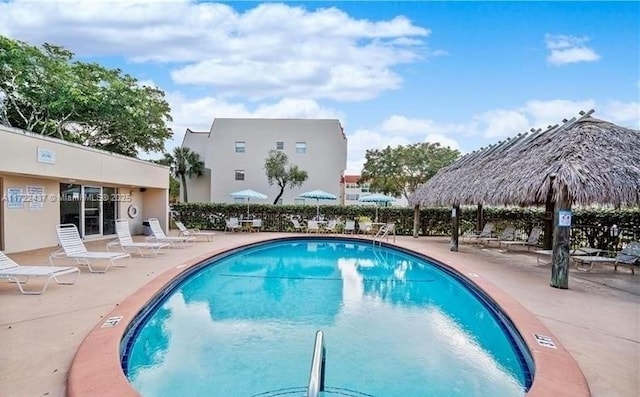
[225, 217, 242, 233]
[479, 224, 516, 246]
[107, 219, 170, 257]
[307, 220, 321, 233]
[323, 219, 338, 233]
[146, 218, 195, 248]
[571, 241, 640, 273]
[499, 226, 543, 251]
[343, 220, 356, 234]
[359, 221, 373, 235]
[462, 222, 495, 243]
[291, 218, 306, 233]
[175, 221, 216, 241]
[51, 224, 131, 273]
[250, 218, 262, 232]
[0, 251, 80, 295]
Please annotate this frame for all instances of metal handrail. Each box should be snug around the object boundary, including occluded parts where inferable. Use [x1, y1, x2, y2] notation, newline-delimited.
[307, 330, 326, 397]
[373, 223, 395, 245]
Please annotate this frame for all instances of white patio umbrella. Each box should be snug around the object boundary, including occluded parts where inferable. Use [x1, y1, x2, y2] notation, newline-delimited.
[299, 190, 337, 218]
[230, 189, 268, 216]
[359, 193, 394, 221]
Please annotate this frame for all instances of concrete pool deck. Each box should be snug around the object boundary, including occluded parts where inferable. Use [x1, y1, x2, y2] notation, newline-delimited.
[1, 233, 638, 396]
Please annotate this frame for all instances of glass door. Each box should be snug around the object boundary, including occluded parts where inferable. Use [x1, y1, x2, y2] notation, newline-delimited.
[60, 183, 82, 232]
[102, 187, 118, 235]
[83, 186, 102, 236]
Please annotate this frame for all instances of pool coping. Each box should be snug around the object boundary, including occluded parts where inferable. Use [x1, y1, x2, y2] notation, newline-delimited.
[66, 236, 590, 397]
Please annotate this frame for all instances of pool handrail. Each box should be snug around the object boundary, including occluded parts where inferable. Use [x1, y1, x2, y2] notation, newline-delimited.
[306, 330, 326, 397]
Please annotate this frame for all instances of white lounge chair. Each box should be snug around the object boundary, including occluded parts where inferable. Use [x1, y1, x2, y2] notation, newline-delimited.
[175, 221, 216, 241]
[1, 251, 80, 295]
[571, 242, 640, 273]
[50, 224, 131, 273]
[291, 218, 306, 233]
[146, 218, 195, 248]
[462, 222, 495, 243]
[499, 226, 543, 251]
[107, 219, 170, 257]
[479, 224, 516, 246]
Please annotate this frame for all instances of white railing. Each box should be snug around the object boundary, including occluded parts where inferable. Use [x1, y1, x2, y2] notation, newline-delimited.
[307, 330, 326, 397]
[373, 223, 396, 245]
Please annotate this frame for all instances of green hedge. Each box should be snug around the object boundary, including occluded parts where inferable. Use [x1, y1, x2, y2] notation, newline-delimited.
[171, 203, 640, 249]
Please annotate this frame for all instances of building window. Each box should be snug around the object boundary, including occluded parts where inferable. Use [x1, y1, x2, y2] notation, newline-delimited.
[276, 141, 284, 150]
[346, 194, 359, 201]
[235, 141, 245, 153]
[295, 142, 306, 154]
[235, 170, 245, 181]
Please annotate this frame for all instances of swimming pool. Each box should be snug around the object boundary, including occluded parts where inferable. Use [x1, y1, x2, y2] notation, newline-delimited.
[122, 238, 533, 396]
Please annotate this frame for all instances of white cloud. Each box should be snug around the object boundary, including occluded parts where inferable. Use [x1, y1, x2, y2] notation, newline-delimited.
[545, 34, 600, 65]
[0, 0, 430, 102]
[600, 101, 640, 128]
[345, 128, 412, 174]
[521, 99, 596, 128]
[472, 109, 531, 139]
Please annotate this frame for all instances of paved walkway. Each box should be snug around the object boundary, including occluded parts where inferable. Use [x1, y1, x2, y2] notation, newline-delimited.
[1, 233, 638, 397]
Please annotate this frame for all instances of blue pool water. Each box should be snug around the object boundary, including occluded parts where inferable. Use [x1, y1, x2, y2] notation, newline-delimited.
[123, 238, 532, 396]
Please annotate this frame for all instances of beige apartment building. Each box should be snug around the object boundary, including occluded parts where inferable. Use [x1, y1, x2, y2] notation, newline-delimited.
[182, 118, 348, 204]
[0, 125, 170, 253]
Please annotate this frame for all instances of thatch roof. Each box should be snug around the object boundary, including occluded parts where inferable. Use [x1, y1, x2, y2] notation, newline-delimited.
[410, 110, 640, 207]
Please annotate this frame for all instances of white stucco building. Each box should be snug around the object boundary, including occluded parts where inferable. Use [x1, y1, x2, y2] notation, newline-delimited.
[182, 118, 348, 205]
[0, 125, 170, 253]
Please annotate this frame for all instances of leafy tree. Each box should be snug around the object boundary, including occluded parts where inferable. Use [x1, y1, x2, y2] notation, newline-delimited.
[361, 142, 460, 201]
[157, 147, 205, 203]
[168, 177, 180, 204]
[0, 36, 172, 156]
[265, 150, 308, 204]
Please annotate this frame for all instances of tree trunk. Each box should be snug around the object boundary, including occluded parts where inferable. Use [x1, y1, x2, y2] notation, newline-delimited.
[551, 185, 571, 289]
[476, 204, 483, 234]
[412, 204, 420, 238]
[450, 204, 460, 252]
[180, 175, 188, 203]
[272, 185, 285, 205]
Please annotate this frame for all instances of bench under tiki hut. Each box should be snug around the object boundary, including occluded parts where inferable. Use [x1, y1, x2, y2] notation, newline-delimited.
[409, 110, 640, 289]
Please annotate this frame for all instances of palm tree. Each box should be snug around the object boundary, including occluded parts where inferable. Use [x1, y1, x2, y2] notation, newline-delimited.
[159, 147, 204, 203]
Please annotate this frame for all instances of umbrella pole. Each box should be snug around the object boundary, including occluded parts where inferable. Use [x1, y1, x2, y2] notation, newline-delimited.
[316, 199, 320, 219]
[247, 198, 250, 217]
[375, 205, 379, 222]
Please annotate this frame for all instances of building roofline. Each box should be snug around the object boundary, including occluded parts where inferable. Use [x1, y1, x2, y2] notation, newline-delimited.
[0, 124, 170, 170]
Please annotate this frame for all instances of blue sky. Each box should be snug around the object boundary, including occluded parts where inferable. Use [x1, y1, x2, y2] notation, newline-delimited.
[1, 1, 638, 173]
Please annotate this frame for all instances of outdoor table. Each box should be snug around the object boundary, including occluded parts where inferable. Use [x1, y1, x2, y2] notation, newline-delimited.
[371, 222, 386, 235]
[240, 220, 254, 232]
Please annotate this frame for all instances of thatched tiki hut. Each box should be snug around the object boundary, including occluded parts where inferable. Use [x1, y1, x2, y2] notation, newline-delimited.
[409, 110, 640, 289]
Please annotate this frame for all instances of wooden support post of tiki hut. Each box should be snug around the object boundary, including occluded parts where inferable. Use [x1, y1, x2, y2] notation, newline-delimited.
[412, 204, 420, 238]
[450, 204, 460, 252]
[543, 179, 555, 250]
[476, 204, 484, 234]
[551, 185, 571, 289]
